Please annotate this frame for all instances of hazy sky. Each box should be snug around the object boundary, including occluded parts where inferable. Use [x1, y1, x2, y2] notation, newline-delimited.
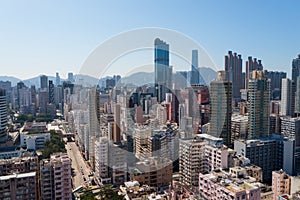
[1, 0, 300, 79]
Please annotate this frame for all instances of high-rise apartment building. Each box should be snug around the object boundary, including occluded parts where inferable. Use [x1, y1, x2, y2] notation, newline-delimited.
[281, 78, 295, 116]
[94, 137, 127, 185]
[0, 89, 7, 143]
[0, 156, 38, 176]
[234, 135, 294, 182]
[19, 87, 33, 114]
[94, 137, 111, 185]
[154, 38, 172, 102]
[190, 49, 200, 85]
[0, 172, 37, 199]
[0, 81, 12, 103]
[281, 117, 300, 147]
[179, 138, 206, 186]
[38, 90, 49, 114]
[247, 70, 270, 139]
[245, 57, 263, 90]
[113, 103, 121, 143]
[209, 71, 232, 147]
[266, 71, 287, 99]
[225, 51, 243, 101]
[40, 153, 72, 200]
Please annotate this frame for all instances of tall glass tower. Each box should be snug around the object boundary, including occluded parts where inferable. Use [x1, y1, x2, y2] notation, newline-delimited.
[154, 38, 171, 102]
[190, 50, 199, 85]
[292, 54, 300, 84]
[209, 71, 232, 147]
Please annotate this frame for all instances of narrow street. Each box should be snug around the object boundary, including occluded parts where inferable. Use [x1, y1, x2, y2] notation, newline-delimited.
[66, 142, 91, 189]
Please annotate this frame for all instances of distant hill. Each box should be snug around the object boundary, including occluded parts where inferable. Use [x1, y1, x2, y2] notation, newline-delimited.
[74, 74, 100, 87]
[23, 76, 56, 88]
[0, 67, 217, 88]
[0, 76, 22, 86]
[121, 67, 217, 86]
[121, 72, 154, 86]
[199, 67, 218, 84]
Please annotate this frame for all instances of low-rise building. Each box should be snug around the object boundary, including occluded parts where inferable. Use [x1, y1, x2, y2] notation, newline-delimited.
[198, 170, 261, 200]
[20, 132, 51, 150]
[130, 157, 173, 188]
[272, 170, 291, 200]
[119, 181, 159, 200]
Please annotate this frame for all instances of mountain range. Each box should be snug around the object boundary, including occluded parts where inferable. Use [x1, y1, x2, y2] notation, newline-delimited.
[0, 67, 217, 88]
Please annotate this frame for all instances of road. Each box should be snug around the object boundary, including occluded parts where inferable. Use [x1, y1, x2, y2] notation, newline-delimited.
[66, 142, 91, 189]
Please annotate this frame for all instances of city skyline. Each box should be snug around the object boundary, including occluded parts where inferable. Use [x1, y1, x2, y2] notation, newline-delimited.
[1, 1, 300, 79]
[1, 2, 300, 199]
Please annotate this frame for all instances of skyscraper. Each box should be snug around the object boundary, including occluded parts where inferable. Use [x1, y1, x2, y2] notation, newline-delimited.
[67, 72, 74, 83]
[245, 57, 263, 90]
[190, 50, 199, 85]
[0, 89, 7, 143]
[224, 51, 243, 101]
[295, 76, 300, 116]
[281, 78, 295, 116]
[48, 80, 55, 104]
[38, 90, 49, 114]
[55, 72, 60, 86]
[209, 71, 232, 147]
[247, 70, 270, 139]
[292, 54, 300, 84]
[40, 75, 48, 90]
[154, 38, 172, 102]
[113, 103, 121, 143]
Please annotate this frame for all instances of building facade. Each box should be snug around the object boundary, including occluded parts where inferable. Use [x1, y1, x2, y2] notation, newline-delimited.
[154, 38, 172, 103]
[224, 51, 243, 101]
[0, 89, 7, 143]
[0, 172, 37, 200]
[247, 70, 270, 139]
[209, 71, 232, 147]
[40, 153, 72, 200]
[272, 170, 291, 200]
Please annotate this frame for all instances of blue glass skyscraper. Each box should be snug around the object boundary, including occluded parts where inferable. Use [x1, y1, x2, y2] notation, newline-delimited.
[154, 38, 172, 102]
[190, 49, 199, 85]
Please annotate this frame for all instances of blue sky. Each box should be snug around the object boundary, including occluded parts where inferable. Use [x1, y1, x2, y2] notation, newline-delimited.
[0, 0, 299, 79]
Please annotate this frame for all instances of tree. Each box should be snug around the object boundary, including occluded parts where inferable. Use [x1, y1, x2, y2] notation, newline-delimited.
[42, 131, 66, 159]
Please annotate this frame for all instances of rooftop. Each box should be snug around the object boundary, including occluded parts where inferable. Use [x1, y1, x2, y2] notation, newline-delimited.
[0, 171, 36, 181]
